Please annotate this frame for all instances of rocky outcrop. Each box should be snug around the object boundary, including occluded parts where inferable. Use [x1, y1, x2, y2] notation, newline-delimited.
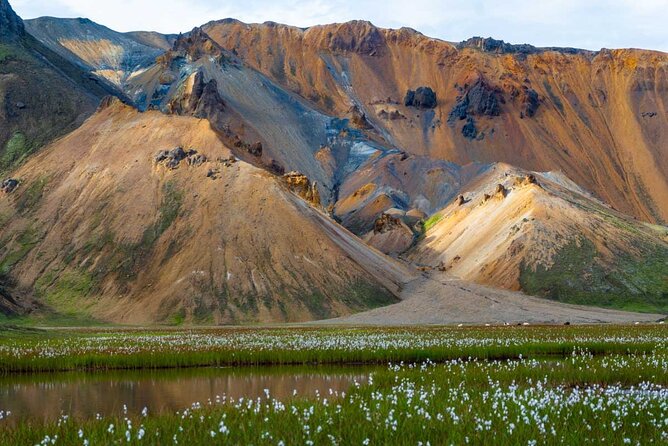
[462, 117, 478, 140]
[457, 37, 590, 56]
[154, 147, 206, 169]
[247, 141, 263, 157]
[1, 178, 19, 193]
[449, 78, 503, 122]
[514, 87, 540, 118]
[404, 87, 437, 109]
[167, 71, 226, 120]
[378, 109, 406, 120]
[349, 105, 373, 129]
[166, 27, 224, 62]
[515, 174, 540, 187]
[283, 171, 321, 206]
[495, 183, 508, 199]
[365, 213, 415, 256]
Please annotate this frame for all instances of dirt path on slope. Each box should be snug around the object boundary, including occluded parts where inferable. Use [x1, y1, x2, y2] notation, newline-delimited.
[318, 272, 664, 325]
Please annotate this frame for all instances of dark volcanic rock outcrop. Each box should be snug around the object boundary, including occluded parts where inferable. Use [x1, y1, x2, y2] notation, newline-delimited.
[449, 78, 502, 122]
[167, 71, 226, 119]
[404, 87, 437, 109]
[167, 27, 225, 62]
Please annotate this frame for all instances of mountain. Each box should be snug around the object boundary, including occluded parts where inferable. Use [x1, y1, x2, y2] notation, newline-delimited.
[201, 20, 668, 225]
[24, 17, 177, 87]
[408, 164, 668, 313]
[1, 3, 666, 323]
[26, 17, 668, 227]
[0, 99, 401, 324]
[0, 0, 118, 176]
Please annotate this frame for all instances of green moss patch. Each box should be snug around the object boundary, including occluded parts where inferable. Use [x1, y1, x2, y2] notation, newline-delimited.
[520, 237, 668, 313]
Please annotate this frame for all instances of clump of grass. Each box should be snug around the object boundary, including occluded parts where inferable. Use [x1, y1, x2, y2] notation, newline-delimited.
[0, 132, 33, 172]
[422, 213, 443, 232]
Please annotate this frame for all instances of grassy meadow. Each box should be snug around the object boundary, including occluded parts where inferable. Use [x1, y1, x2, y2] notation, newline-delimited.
[0, 324, 666, 445]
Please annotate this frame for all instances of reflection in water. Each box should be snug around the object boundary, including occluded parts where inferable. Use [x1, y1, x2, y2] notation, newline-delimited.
[0, 366, 372, 425]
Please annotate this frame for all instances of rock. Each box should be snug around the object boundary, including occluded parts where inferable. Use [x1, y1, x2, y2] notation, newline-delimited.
[186, 153, 207, 167]
[373, 213, 404, 234]
[404, 87, 437, 109]
[1, 178, 19, 193]
[206, 168, 220, 179]
[448, 78, 502, 123]
[268, 159, 285, 176]
[462, 117, 478, 139]
[154, 146, 200, 169]
[522, 88, 540, 118]
[15, 102, 25, 109]
[248, 141, 263, 157]
[515, 174, 541, 188]
[349, 105, 373, 129]
[282, 171, 321, 206]
[495, 184, 508, 198]
[456, 194, 466, 206]
[378, 109, 406, 120]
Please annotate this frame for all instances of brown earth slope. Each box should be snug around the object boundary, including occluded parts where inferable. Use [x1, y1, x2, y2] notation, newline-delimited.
[203, 20, 668, 224]
[0, 100, 400, 324]
[409, 164, 668, 313]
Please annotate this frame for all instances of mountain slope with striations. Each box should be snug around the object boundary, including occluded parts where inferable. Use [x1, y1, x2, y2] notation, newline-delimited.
[409, 165, 668, 313]
[0, 99, 402, 324]
[201, 20, 668, 225]
[1, 2, 666, 323]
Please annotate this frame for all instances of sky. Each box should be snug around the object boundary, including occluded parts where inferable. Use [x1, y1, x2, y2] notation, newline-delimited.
[11, 0, 668, 52]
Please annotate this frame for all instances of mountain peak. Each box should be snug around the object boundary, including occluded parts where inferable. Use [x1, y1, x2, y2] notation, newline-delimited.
[0, 0, 24, 41]
[171, 27, 224, 60]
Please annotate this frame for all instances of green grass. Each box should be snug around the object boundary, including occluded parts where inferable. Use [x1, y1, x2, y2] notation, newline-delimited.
[0, 327, 666, 445]
[0, 325, 664, 374]
[520, 237, 668, 313]
[14, 176, 48, 214]
[0, 225, 40, 275]
[0, 132, 33, 172]
[422, 213, 443, 232]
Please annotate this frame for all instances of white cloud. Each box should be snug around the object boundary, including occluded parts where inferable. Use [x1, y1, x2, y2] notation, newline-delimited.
[10, 0, 668, 51]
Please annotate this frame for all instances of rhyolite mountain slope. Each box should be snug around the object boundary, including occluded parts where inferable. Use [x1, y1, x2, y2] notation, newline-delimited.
[1, 2, 666, 323]
[0, 0, 118, 175]
[0, 99, 403, 324]
[24, 17, 176, 87]
[26, 16, 668, 226]
[202, 20, 668, 225]
[408, 164, 668, 313]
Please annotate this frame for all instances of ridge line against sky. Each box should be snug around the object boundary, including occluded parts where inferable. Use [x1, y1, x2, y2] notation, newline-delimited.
[11, 0, 668, 52]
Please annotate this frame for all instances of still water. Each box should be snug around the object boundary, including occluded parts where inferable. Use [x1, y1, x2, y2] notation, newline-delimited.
[0, 365, 373, 425]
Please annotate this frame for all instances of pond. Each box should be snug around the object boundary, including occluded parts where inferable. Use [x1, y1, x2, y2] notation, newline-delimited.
[0, 365, 373, 425]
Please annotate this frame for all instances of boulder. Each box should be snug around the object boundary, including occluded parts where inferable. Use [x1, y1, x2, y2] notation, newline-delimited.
[1, 178, 19, 193]
[248, 142, 263, 157]
[462, 117, 478, 139]
[404, 87, 437, 109]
